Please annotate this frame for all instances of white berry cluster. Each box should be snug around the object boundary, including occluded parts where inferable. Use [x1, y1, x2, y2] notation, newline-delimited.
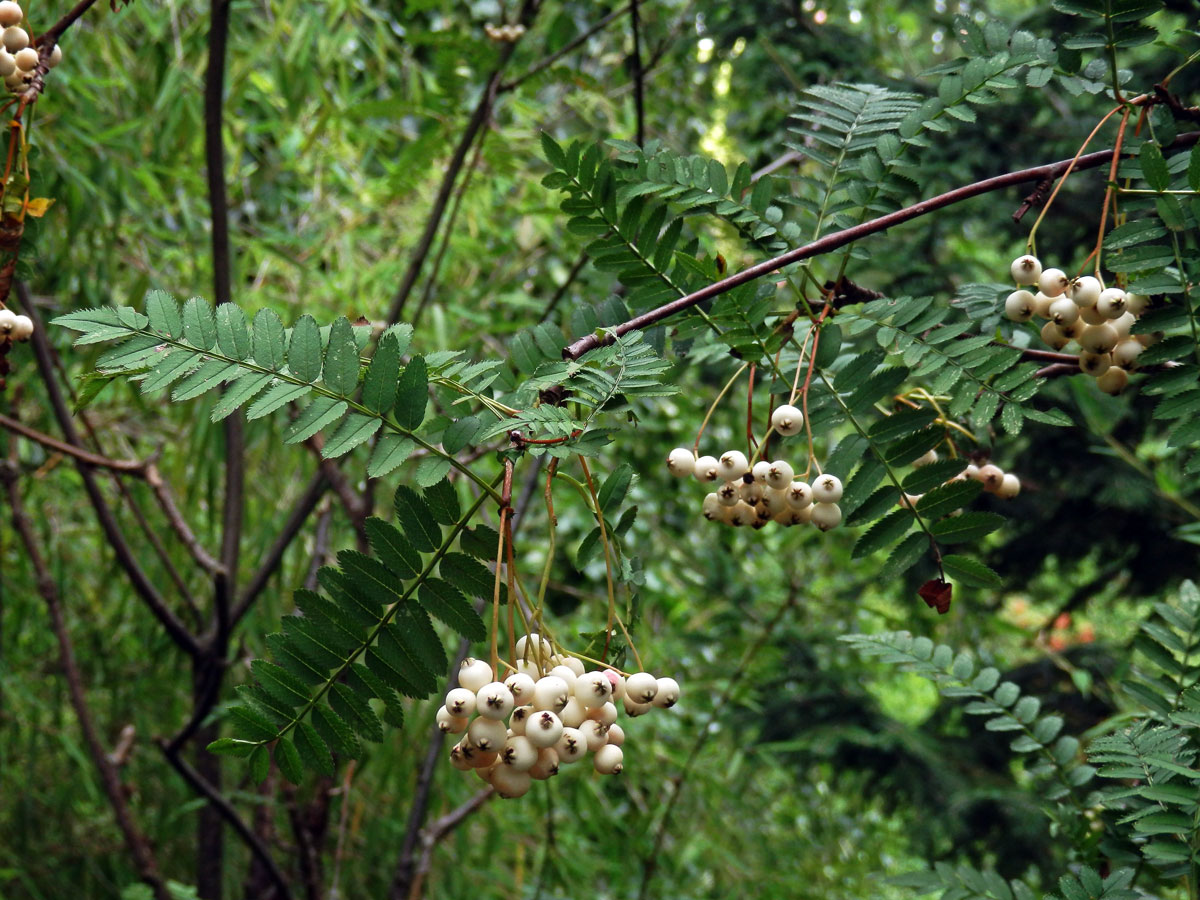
[1004, 254, 1154, 395]
[0, 1, 62, 95]
[440, 638, 679, 799]
[898, 450, 1021, 509]
[483, 22, 526, 41]
[0, 306, 33, 341]
[667, 408, 843, 532]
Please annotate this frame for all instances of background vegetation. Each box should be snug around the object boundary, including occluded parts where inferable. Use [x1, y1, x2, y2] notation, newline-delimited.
[1, 1, 1199, 898]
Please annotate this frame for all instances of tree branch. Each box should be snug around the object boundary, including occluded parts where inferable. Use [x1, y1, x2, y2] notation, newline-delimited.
[499, 4, 631, 93]
[0, 410, 146, 471]
[159, 740, 294, 900]
[3, 463, 172, 900]
[630, 0, 644, 147]
[18, 282, 200, 656]
[562, 130, 1200, 360]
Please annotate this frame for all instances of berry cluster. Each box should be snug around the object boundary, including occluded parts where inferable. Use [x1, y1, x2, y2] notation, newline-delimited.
[1004, 254, 1152, 395]
[483, 22, 526, 41]
[0, 306, 33, 342]
[667, 406, 844, 532]
[0, 1, 63, 95]
[896, 452, 1020, 512]
[440, 638, 679, 799]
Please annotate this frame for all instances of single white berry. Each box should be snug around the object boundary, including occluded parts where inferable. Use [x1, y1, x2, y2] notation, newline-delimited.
[667, 447, 695, 478]
[0, 49, 13, 76]
[739, 480, 763, 503]
[558, 696, 586, 727]
[775, 507, 813, 526]
[717, 450, 749, 480]
[458, 658, 493, 694]
[1097, 365, 1128, 395]
[1079, 323, 1118, 354]
[504, 672, 536, 704]
[605, 670, 624, 701]
[810, 502, 841, 531]
[529, 747, 560, 780]
[1112, 312, 1135, 339]
[575, 671, 613, 708]
[47, 44, 61, 68]
[1033, 292, 1055, 319]
[1080, 305, 1106, 325]
[693, 455, 720, 482]
[653, 677, 680, 708]
[476, 682, 515, 720]
[1004, 290, 1036, 322]
[579, 719, 610, 752]
[0, 3, 20, 27]
[13, 45, 34, 71]
[1078, 352, 1111, 377]
[491, 765, 532, 798]
[964, 464, 980, 480]
[444, 687, 476, 718]
[1068, 276, 1102, 308]
[623, 696, 652, 717]
[606, 722, 625, 747]
[771, 403, 804, 436]
[593, 743, 624, 775]
[764, 460, 794, 489]
[762, 488, 789, 516]
[751, 460, 771, 483]
[977, 464, 1004, 492]
[1096, 288, 1127, 319]
[812, 474, 843, 503]
[560, 656, 585, 677]
[1038, 268, 1069, 298]
[525, 710, 564, 748]
[436, 706, 468, 734]
[555, 727, 587, 763]
[995, 473, 1021, 499]
[500, 734, 538, 772]
[515, 659, 541, 679]
[548, 664, 578, 693]
[913, 449, 938, 468]
[508, 706, 533, 736]
[1125, 293, 1148, 316]
[625, 672, 658, 704]
[467, 716, 507, 752]
[515, 633, 553, 664]
[0, 307, 15, 334]
[449, 742, 473, 771]
[1049, 298, 1079, 327]
[1010, 254, 1042, 285]
[702, 492, 723, 521]
[532, 676, 570, 712]
[786, 481, 813, 510]
[586, 701, 618, 726]
[728, 501, 756, 527]
[715, 483, 740, 507]
[1040, 321, 1070, 350]
[2, 25, 26, 52]
[462, 744, 498, 770]
[474, 762, 498, 785]
[1112, 339, 1142, 368]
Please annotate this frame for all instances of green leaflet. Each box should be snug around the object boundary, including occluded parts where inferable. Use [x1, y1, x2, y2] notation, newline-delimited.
[322, 317, 360, 395]
[288, 314, 323, 383]
[393, 356, 429, 431]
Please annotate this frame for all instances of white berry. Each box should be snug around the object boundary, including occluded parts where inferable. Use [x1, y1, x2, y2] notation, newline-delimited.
[476, 682, 515, 720]
[653, 677, 680, 708]
[555, 727, 587, 763]
[1112, 339, 1142, 368]
[1096, 288, 1127, 319]
[693, 455, 720, 482]
[1068, 276, 1102, 308]
[771, 403, 804, 436]
[1049, 298, 1079, 327]
[765, 460, 794, 489]
[575, 671, 612, 707]
[525, 710, 564, 748]
[913, 449, 938, 468]
[606, 722, 626, 746]
[1004, 290, 1036, 322]
[504, 672, 536, 704]
[1010, 254, 1042, 285]
[1097, 365, 1128, 395]
[47, 44, 61, 68]
[500, 734, 538, 772]
[812, 474, 843, 503]
[558, 696, 586, 727]
[13, 45, 34, 71]
[1040, 321, 1070, 350]
[623, 696, 652, 717]
[728, 501, 756, 527]
[491, 765, 532, 798]
[529, 747, 560, 780]
[508, 706, 532, 736]
[1038, 268, 1069, 298]
[786, 481, 813, 510]
[996, 473, 1021, 499]
[810, 502, 841, 531]
[532, 676, 570, 712]
[436, 706, 468, 734]
[0, 3, 20, 27]
[458, 658, 493, 693]
[444, 687, 476, 718]
[1125, 293, 1148, 316]
[1079, 352, 1112, 377]
[1079, 323, 1118, 354]
[467, 716, 507, 752]
[977, 464, 1004, 492]
[717, 450, 749, 480]
[578, 719, 610, 752]
[593, 743, 624, 775]
[667, 447, 695, 478]
[625, 672, 658, 704]
[587, 701, 618, 726]
[548, 664, 578, 694]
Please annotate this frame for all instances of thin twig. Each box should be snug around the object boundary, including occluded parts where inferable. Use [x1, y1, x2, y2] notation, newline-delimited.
[562, 130, 1200, 360]
[408, 790, 496, 900]
[158, 740, 294, 900]
[499, 4, 631, 93]
[0, 411, 145, 470]
[18, 283, 200, 656]
[4, 464, 173, 900]
[146, 463, 226, 576]
[630, 0, 644, 147]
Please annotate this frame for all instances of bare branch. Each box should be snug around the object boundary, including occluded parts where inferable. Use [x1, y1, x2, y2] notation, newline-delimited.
[499, 4, 631, 93]
[4, 463, 172, 900]
[630, 0, 644, 147]
[0, 410, 146, 471]
[562, 130, 1200, 361]
[145, 463, 226, 577]
[18, 283, 200, 657]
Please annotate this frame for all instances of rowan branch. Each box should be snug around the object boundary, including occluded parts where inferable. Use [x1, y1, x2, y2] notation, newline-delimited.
[562, 130, 1200, 360]
[0, 410, 146, 471]
[499, 4, 631, 93]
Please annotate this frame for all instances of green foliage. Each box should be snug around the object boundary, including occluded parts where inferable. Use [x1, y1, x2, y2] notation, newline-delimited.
[208, 478, 488, 782]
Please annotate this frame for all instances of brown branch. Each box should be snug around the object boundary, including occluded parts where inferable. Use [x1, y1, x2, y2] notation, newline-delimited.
[158, 739, 294, 900]
[630, 0, 644, 148]
[562, 130, 1200, 360]
[408, 790, 496, 900]
[34, 0, 102, 46]
[146, 463, 226, 576]
[1035, 362, 1081, 378]
[499, 4, 631, 93]
[0, 410, 146, 471]
[1154, 83, 1200, 125]
[1012, 175, 1053, 223]
[18, 283, 200, 656]
[3, 464, 172, 900]
[387, 0, 541, 325]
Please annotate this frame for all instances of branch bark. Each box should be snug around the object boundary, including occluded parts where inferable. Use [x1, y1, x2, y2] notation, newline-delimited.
[562, 130, 1200, 360]
[3, 463, 172, 900]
